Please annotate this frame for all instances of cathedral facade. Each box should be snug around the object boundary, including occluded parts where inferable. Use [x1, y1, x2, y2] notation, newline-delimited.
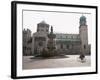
[23, 15, 91, 56]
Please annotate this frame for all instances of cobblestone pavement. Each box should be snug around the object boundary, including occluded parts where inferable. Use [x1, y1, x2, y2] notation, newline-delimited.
[22, 55, 91, 69]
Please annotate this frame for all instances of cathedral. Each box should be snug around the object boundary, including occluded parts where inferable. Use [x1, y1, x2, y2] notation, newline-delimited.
[23, 15, 91, 56]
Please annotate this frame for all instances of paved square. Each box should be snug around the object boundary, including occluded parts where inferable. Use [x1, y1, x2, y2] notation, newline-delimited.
[22, 55, 91, 69]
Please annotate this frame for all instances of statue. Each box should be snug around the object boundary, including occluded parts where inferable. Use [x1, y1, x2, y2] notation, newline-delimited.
[41, 26, 56, 57]
[51, 26, 53, 33]
[47, 26, 56, 50]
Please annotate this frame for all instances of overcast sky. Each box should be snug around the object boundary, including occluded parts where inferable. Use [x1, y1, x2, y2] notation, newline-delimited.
[23, 10, 91, 44]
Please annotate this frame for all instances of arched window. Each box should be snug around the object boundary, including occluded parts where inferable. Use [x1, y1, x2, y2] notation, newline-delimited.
[84, 45, 86, 49]
[37, 29, 39, 32]
[61, 44, 63, 49]
[46, 29, 48, 32]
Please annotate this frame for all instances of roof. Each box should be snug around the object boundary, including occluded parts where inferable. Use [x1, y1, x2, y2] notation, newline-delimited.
[55, 33, 80, 42]
[55, 33, 79, 38]
[80, 15, 86, 20]
[38, 20, 49, 25]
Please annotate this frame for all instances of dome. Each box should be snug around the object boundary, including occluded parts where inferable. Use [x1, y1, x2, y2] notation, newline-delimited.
[80, 15, 86, 21]
[38, 20, 49, 27]
[79, 15, 87, 26]
[39, 20, 47, 24]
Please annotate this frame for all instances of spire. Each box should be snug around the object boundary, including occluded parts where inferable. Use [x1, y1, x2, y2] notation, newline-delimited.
[51, 26, 53, 33]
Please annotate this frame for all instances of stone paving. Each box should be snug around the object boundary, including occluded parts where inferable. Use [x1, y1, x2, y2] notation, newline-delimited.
[22, 55, 91, 69]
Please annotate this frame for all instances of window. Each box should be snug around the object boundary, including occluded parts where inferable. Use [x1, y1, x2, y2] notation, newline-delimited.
[37, 29, 39, 32]
[39, 42, 43, 46]
[46, 29, 48, 32]
[84, 45, 86, 49]
[66, 45, 69, 49]
[61, 44, 63, 49]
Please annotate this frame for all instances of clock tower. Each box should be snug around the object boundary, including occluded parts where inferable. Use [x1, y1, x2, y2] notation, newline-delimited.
[79, 15, 88, 55]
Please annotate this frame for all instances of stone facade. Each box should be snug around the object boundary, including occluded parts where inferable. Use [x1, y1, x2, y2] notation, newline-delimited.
[32, 21, 49, 56]
[23, 15, 91, 56]
[79, 15, 89, 55]
[23, 29, 32, 56]
[55, 33, 81, 55]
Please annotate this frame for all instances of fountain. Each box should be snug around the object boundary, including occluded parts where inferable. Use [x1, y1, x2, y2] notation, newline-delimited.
[41, 26, 57, 57]
[47, 26, 56, 50]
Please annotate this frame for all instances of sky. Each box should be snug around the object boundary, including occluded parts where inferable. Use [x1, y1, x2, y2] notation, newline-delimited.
[23, 10, 92, 44]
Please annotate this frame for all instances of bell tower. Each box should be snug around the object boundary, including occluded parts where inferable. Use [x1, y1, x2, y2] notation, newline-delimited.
[37, 21, 49, 33]
[79, 15, 88, 55]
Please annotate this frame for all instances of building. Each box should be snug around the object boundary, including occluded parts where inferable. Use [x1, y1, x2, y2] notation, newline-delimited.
[54, 15, 90, 55]
[32, 21, 49, 56]
[24, 15, 91, 56]
[23, 29, 32, 56]
[55, 33, 81, 55]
